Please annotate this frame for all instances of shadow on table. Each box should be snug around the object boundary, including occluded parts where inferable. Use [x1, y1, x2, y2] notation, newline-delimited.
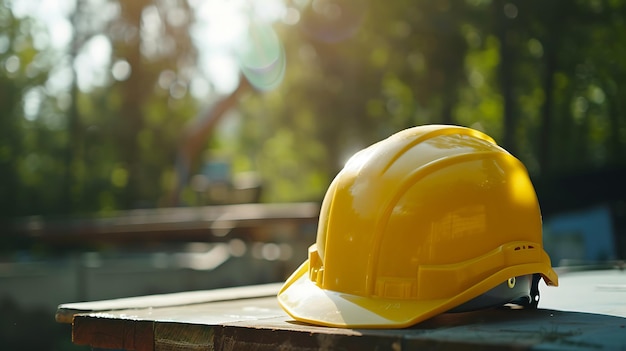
[277, 307, 626, 350]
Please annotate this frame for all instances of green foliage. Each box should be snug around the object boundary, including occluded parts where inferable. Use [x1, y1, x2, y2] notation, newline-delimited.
[2, 0, 626, 215]
[231, 0, 626, 202]
[1, 0, 198, 218]
[0, 3, 57, 218]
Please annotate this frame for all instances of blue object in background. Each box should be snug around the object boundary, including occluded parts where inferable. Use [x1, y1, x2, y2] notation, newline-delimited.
[543, 204, 616, 265]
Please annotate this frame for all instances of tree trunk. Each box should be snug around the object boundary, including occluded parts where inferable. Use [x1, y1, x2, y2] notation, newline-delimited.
[539, 38, 556, 175]
[495, 0, 516, 155]
[118, 0, 150, 209]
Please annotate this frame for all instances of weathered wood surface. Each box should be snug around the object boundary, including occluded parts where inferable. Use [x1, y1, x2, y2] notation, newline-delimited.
[55, 283, 282, 324]
[57, 269, 626, 350]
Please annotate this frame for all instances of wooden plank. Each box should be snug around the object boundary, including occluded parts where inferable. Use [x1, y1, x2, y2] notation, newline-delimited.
[60, 270, 626, 350]
[210, 323, 404, 351]
[56, 283, 282, 324]
[154, 323, 213, 351]
[72, 301, 626, 350]
[16, 202, 319, 245]
[72, 317, 153, 351]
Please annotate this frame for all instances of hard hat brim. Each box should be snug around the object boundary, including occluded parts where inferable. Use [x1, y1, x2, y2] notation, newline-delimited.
[277, 259, 558, 329]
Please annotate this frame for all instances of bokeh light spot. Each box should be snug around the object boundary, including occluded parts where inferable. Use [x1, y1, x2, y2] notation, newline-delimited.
[4, 55, 20, 73]
[283, 7, 301, 25]
[111, 60, 131, 81]
[111, 166, 129, 188]
[504, 3, 518, 19]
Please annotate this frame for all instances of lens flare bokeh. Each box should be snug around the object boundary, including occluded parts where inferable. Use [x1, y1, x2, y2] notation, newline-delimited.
[237, 21, 286, 91]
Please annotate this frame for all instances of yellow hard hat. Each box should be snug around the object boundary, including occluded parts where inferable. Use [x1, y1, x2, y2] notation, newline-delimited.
[277, 124, 558, 328]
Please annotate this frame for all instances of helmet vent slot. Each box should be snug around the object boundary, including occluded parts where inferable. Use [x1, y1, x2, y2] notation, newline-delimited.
[514, 245, 535, 251]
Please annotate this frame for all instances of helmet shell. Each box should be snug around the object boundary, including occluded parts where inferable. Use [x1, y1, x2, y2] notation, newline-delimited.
[278, 125, 558, 328]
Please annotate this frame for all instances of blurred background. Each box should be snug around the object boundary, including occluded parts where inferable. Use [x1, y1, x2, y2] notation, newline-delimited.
[1, 0, 626, 349]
